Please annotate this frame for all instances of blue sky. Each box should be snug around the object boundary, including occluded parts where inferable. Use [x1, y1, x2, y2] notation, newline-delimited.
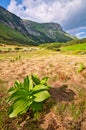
[0, 0, 10, 8]
[0, 0, 22, 8]
[0, 0, 86, 38]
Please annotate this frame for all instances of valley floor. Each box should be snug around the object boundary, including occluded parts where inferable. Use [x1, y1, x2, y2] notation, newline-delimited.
[0, 49, 86, 130]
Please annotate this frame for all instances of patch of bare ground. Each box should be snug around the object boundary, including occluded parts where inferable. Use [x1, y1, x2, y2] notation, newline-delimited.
[0, 52, 86, 130]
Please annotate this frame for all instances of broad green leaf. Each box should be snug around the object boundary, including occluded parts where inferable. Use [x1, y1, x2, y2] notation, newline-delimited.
[23, 76, 29, 89]
[8, 105, 13, 115]
[33, 84, 49, 92]
[29, 75, 33, 90]
[32, 74, 40, 85]
[7, 86, 17, 93]
[7, 88, 30, 103]
[23, 75, 33, 91]
[7, 74, 51, 118]
[41, 77, 49, 84]
[34, 91, 51, 102]
[30, 102, 43, 111]
[8, 81, 22, 94]
[8, 98, 32, 118]
[14, 80, 22, 88]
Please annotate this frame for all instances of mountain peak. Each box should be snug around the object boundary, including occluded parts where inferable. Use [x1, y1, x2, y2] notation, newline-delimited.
[0, 6, 74, 45]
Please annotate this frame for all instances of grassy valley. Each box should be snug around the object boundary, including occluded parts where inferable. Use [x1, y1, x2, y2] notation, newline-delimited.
[39, 39, 86, 54]
[61, 42, 86, 54]
[0, 43, 86, 130]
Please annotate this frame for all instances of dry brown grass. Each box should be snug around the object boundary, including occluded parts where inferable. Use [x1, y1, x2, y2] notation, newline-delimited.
[0, 50, 86, 130]
[0, 52, 86, 88]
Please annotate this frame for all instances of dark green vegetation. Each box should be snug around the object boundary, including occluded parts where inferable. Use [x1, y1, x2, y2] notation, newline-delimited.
[39, 42, 63, 51]
[39, 38, 86, 54]
[65, 38, 86, 46]
[0, 6, 27, 34]
[7, 75, 51, 118]
[0, 6, 74, 45]
[0, 23, 35, 45]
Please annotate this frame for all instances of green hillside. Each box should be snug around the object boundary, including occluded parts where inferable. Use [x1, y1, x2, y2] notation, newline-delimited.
[63, 38, 86, 46]
[0, 6, 74, 45]
[34, 23, 74, 42]
[23, 20, 74, 43]
[61, 43, 86, 54]
[0, 23, 35, 45]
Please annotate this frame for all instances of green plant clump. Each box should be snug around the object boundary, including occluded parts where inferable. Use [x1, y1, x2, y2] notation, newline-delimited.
[77, 63, 85, 72]
[7, 75, 51, 118]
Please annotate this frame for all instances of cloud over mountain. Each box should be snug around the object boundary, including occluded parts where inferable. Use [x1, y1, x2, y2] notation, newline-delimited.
[7, 0, 86, 37]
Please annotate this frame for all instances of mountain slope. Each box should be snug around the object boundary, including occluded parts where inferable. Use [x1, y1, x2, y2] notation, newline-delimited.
[0, 6, 28, 34]
[0, 23, 35, 45]
[0, 6, 74, 45]
[23, 20, 74, 43]
[0, 6, 41, 45]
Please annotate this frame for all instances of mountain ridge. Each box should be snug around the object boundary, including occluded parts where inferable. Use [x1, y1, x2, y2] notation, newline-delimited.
[0, 6, 74, 45]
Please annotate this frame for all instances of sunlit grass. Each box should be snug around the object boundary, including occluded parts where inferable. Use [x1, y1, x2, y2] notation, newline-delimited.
[0, 48, 56, 60]
[61, 43, 86, 54]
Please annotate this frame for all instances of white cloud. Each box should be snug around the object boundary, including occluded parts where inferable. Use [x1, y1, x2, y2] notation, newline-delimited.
[7, 0, 86, 32]
[75, 32, 85, 38]
[67, 27, 86, 34]
[7, 0, 81, 22]
[67, 27, 86, 38]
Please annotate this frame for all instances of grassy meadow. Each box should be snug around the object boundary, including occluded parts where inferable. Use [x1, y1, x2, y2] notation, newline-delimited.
[0, 42, 86, 130]
[61, 43, 86, 54]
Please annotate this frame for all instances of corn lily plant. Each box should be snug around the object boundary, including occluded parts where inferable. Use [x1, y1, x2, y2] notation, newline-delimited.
[7, 75, 51, 118]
